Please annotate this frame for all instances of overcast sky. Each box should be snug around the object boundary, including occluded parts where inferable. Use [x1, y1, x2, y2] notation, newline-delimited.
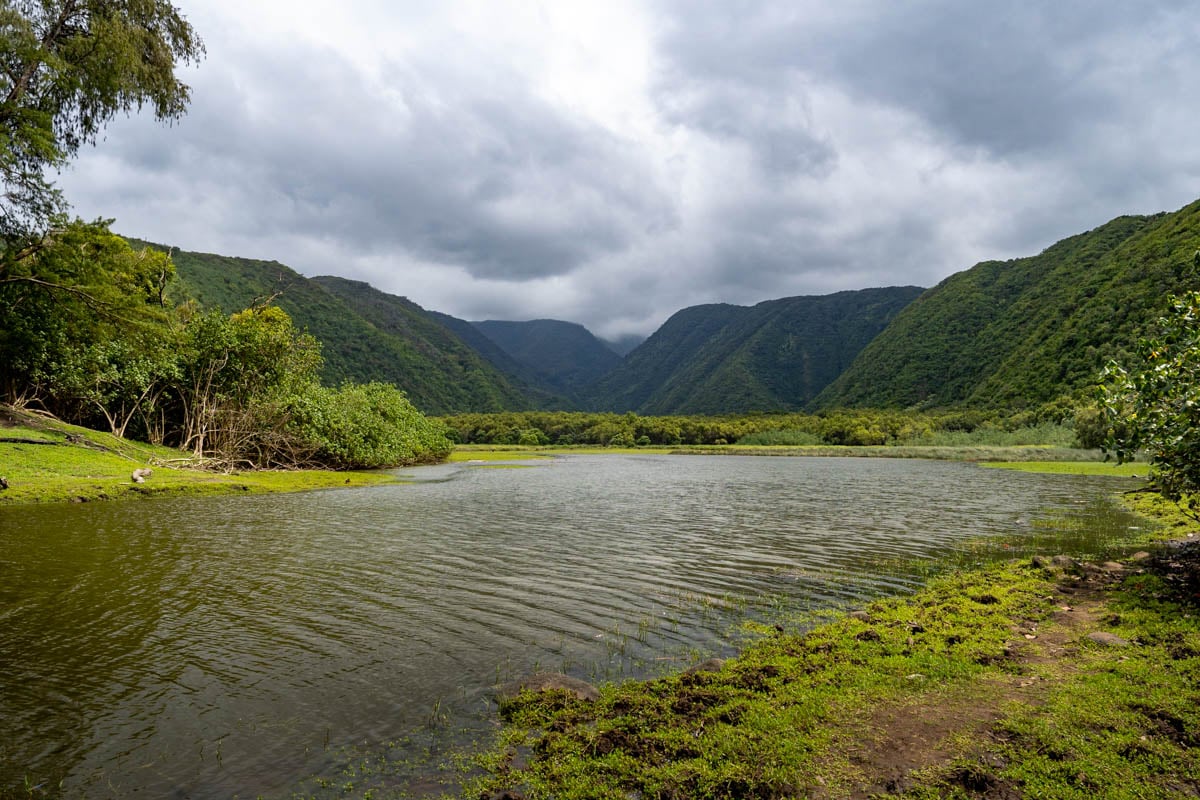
[59, 0, 1200, 339]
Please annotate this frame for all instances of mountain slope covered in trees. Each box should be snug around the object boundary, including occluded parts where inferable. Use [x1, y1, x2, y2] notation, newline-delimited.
[157, 244, 532, 414]
[815, 200, 1200, 410]
[585, 287, 924, 414]
[472, 319, 624, 401]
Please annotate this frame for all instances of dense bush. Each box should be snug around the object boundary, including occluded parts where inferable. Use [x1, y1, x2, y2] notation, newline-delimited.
[291, 383, 452, 469]
[1099, 290, 1200, 515]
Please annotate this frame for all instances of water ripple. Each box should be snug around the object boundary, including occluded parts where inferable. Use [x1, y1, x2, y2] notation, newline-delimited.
[0, 454, 1142, 798]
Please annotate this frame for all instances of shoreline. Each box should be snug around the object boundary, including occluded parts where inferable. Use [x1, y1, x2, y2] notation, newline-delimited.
[457, 494, 1199, 799]
[0, 407, 402, 506]
[2, 429, 1142, 506]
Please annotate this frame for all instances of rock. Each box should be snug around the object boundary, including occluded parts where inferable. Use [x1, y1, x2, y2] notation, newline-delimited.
[482, 791, 525, 800]
[1088, 631, 1131, 647]
[849, 610, 873, 622]
[1051, 555, 1076, 568]
[683, 658, 726, 675]
[1101, 561, 1127, 572]
[1131, 551, 1152, 562]
[496, 672, 599, 704]
[131, 467, 152, 484]
[0, 476, 8, 490]
[1031, 555, 1054, 569]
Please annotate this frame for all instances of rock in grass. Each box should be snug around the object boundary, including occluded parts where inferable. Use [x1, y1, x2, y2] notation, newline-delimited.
[683, 658, 726, 675]
[131, 468, 152, 484]
[1087, 631, 1131, 647]
[496, 672, 599, 705]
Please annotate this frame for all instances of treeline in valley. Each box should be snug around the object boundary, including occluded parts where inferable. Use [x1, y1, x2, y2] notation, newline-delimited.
[440, 406, 1097, 449]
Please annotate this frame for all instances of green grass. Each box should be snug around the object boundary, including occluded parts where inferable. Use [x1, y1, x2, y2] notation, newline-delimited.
[446, 446, 554, 462]
[982, 460, 1147, 477]
[0, 411, 397, 504]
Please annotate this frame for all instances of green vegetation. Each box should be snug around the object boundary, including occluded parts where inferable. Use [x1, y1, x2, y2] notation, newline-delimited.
[473, 318, 623, 400]
[818, 202, 1200, 410]
[440, 408, 1094, 451]
[983, 460, 1146, 477]
[585, 287, 924, 415]
[0, 407, 397, 504]
[152, 246, 534, 414]
[0, 1, 203, 241]
[463, 506, 1200, 799]
[0, 228, 452, 470]
[0, 5, 451, 475]
[1100, 289, 1200, 516]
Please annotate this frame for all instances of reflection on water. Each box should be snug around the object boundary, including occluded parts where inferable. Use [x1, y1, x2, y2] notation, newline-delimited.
[0, 455, 1145, 798]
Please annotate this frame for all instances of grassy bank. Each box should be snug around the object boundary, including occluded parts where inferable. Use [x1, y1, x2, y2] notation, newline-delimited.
[448, 443, 1114, 463]
[0, 408, 398, 505]
[461, 499, 1199, 799]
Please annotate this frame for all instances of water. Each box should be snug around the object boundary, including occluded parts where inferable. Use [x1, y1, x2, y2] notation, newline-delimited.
[0, 455, 1145, 798]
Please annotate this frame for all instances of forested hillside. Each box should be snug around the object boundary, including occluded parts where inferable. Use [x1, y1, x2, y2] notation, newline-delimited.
[471, 319, 624, 401]
[585, 288, 923, 414]
[816, 200, 1200, 409]
[157, 244, 533, 414]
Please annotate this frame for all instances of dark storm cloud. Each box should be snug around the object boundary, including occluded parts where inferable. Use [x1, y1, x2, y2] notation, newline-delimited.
[654, 0, 1197, 157]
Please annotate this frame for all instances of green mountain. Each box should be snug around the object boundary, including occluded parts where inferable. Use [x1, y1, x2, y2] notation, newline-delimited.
[585, 287, 924, 414]
[815, 200, 1200, 410]
[151, 243, 532, 414]
[471, 319, 624, 400]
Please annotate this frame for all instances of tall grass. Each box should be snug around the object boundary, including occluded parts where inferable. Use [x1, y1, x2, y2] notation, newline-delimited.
[737, 422, 1080, 449]
[736, 429, 824, 446]
[898, 422, 1078, 447]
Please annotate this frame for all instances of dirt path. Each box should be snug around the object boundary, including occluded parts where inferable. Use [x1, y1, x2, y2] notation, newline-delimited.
[828, 559, 1137, 798]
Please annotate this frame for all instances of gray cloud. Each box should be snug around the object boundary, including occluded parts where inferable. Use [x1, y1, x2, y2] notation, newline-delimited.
[57, 0, 1200, 339]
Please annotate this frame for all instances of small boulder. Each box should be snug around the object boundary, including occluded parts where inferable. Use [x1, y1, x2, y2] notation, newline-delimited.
[131, 468, 152, 484]
[1101, 561, 1127, 572]
[683, 658, 726, 676]
[1130, 551, 1152, 562]
[496, 672, 599, 704]
[1087, 631, 1131, 648]
[1051, 555, 1076, 568]
[0, 476, 8, 490]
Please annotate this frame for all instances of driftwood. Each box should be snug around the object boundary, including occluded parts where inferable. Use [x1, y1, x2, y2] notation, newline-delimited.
[0, 437, 59, 445]
[131, 468, 153, 484]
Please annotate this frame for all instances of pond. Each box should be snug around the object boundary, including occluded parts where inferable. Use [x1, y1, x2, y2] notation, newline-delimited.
[0, 455, 1145, 798]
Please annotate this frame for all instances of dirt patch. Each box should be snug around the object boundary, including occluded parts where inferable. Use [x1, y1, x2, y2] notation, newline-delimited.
[824, 567, 1122, 798]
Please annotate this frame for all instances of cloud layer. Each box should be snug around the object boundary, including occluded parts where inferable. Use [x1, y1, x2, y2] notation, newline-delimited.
[59, 0, 1200, 338]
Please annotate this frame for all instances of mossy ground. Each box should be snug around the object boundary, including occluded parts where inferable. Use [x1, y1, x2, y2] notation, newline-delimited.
[0, 407, 397, 505]
[983, 460, 1147, 478]
[458, 500, 1200, 800]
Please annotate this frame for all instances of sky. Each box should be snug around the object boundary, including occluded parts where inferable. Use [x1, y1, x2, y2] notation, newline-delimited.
[58, 0, 1200, 340]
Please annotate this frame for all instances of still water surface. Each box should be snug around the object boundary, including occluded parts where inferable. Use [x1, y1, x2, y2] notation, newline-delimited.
[0, 455, 1144, 797]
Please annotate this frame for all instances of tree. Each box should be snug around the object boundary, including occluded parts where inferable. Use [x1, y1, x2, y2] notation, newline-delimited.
[1099, 290, 1200, 517]
[0, 219, 176, 416]
[0, 0, 203, 242]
